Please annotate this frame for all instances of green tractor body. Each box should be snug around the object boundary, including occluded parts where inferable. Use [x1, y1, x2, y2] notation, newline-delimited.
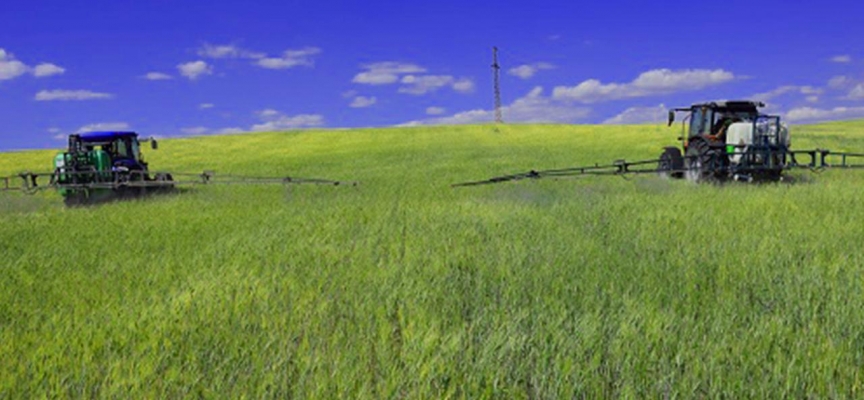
[53, 131, 171, 205]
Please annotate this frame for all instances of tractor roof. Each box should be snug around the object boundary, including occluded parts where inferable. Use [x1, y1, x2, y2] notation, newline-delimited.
[78, 131, 139, 142]
[691, 100, 765, 112]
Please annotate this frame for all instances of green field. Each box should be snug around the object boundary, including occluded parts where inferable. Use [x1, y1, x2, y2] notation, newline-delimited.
[2, 122, 864, 398]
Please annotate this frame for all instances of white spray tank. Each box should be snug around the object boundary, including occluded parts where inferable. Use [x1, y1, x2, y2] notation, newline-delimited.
[725, 120, 790, 165]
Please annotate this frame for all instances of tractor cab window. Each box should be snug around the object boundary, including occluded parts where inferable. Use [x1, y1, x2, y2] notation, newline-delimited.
[689, 108, 713, 136]
[713, 112, 738, 135]
[715, 111, 751, 124]
[130, 139, 141, 160]
[114, 138, 132, 158]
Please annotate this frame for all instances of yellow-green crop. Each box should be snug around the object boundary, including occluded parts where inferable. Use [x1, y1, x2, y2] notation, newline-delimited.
[2, 122, 864, 398]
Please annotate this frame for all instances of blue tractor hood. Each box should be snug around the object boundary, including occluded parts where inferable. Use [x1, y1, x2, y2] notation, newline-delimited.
[78, 131, 138, 142]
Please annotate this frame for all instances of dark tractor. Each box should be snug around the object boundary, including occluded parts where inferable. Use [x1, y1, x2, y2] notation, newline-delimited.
[660, 101, 790, 182]
[53, 131, 173, 205]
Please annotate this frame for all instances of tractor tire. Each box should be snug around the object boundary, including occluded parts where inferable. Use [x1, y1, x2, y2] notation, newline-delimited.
[684, 140, 724, 183]
[63, 191, 86, 207]
[657, 147, 684, 179]
[154, 173, 175, 193]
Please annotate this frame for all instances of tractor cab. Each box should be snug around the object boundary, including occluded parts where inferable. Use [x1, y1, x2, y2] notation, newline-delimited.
[70, 131, 157, 171]
[668, 101, 764, 141]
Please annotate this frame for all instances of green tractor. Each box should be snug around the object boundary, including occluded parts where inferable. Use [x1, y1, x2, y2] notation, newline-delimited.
[54, 131, 173, 205]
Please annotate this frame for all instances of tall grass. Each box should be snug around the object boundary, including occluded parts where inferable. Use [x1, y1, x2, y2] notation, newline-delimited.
[2, 122, 864, 397]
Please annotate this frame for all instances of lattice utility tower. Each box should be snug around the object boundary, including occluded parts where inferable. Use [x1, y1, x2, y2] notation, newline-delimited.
[492, 46, 503, 124]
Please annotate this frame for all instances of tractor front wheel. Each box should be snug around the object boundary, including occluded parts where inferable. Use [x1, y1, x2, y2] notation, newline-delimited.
[685, 140, 724, 183]
[154, 173, 175, 193]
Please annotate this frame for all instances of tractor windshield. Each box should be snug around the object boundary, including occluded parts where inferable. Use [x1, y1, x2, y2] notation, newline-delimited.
[114, 138, 132, 158]
[690, 108, 711, 136]
[110, 136, 141, 160]
[130, 139, 141, 160]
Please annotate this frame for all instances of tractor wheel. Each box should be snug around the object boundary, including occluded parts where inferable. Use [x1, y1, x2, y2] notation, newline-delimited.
[154, 173, 175, 192]
[63, 195, 78, 207]
[657, 147, 684, 179]
[63, 191, 85, 207]
[684, 140, 724, 183]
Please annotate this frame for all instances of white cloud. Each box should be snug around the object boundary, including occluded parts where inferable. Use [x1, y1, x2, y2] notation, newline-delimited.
[349, 96, 377, 108]
[256, 108, 281, 118]
[33, 63, 65, 77]
[197, 43, 265, 59]
[752, 86, 797, 101]
[199, 103, 215, 109]
[823, 76, 864, 100]
[216, 127, 245, 134]
[785, 106, 864, 123]
[831, 55, 852, 63]
[76, 122, 130, 133]
[47, 127, 61, 133]
[426, 106, 445, 115]
[256, 47, 321, 69]
[352, 62, 472, 95]
[177, 60, 213, 80]
[630, 69, 734, 90]
[751, 85, 824, 103]
[251, 112, 324, 131]
[352, 62, 426, 85]
[399, 75, 452, 95]
[399, 75, 475, 95]
[806, 96, 820, 103]
[508, 62, 555, 79]
[0, 49, 65, 81]
[603, 104, 667, 124]
[552, 68, 735, 102]
[249, 109, 324, 132]
[181, 126, 209, 135]
[402, 86, 590, 125]
[35, 89, 114, 101]
[144, 72, 173, 80]
[199, 44, 241, 58]
[197, 43, 323, 72]
[0, 49, 30, 80]
[847, 84, 864, 100]
[452, 78, 475, 93]
[828, 76, 853, 89]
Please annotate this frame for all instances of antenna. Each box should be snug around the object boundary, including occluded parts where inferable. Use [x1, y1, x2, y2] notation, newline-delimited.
[492, 46, 503, 124]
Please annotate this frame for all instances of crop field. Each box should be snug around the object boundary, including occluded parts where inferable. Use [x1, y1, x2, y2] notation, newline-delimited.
[2, 122, 864, 398]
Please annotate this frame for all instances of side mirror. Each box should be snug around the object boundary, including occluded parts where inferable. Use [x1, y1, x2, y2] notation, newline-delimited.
[667, 111, 675, 127]
[150, 139, 158, 150]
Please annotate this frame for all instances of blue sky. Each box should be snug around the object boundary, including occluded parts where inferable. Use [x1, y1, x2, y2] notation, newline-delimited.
[1, 0, 863, 150]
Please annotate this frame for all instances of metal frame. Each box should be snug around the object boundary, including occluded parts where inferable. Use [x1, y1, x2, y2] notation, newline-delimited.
[452, 149, 864, 187]
[1, 170, 356, 195]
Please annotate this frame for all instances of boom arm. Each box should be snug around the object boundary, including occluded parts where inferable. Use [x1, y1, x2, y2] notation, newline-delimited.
[452, 149, 864, 187]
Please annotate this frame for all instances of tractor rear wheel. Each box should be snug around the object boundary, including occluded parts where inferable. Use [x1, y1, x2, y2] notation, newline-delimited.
[63, 191, 86, 207]
[684, 140, 724, 183]
[658, 147, 684, 179]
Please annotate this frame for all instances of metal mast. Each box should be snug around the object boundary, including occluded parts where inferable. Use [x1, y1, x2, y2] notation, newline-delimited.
[492, 46, 503, 124]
